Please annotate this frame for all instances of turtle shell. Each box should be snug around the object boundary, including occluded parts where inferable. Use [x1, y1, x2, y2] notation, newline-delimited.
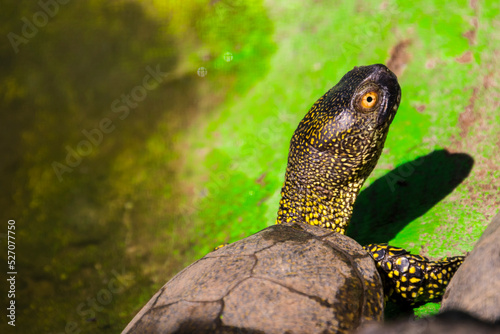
[122, 224, 384, 334]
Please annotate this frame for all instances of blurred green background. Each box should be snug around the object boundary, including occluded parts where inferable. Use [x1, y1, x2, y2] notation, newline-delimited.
[1, 0, 499, 333]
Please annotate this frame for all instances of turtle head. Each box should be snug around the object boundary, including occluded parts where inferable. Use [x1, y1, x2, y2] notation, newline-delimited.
[294, 64, 401, 161]
[277, 64, 401, 233]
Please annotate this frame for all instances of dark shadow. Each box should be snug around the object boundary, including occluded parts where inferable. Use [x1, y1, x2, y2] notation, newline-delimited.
[383, 309, 500, 329]
[383, 300, 415, 321]
[347, 150, 474, 245]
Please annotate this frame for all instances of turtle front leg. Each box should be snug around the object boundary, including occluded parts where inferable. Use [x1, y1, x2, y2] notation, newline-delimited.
[363, 243, 465, 305]
[213, 243, 229, 251]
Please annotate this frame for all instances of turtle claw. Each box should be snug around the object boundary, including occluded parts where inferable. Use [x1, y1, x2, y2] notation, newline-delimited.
[213, 243, 229, 251]
[363, 243, 465, 305]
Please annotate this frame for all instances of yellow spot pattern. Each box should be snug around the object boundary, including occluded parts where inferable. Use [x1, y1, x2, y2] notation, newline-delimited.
[363, 243, 465, 304]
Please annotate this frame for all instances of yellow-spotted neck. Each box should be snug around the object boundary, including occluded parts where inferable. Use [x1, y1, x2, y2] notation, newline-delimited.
[276, 64, 400, 233]
[272, 65, 464, 306]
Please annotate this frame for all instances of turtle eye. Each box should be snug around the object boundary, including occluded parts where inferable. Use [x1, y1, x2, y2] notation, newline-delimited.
[360, 91, 378, 110]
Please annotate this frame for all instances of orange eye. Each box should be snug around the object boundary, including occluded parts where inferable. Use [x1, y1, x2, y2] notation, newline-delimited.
[361, 91, 378, 109]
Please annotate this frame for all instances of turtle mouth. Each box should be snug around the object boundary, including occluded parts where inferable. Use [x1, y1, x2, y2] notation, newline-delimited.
[370, 68, 401, 127]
